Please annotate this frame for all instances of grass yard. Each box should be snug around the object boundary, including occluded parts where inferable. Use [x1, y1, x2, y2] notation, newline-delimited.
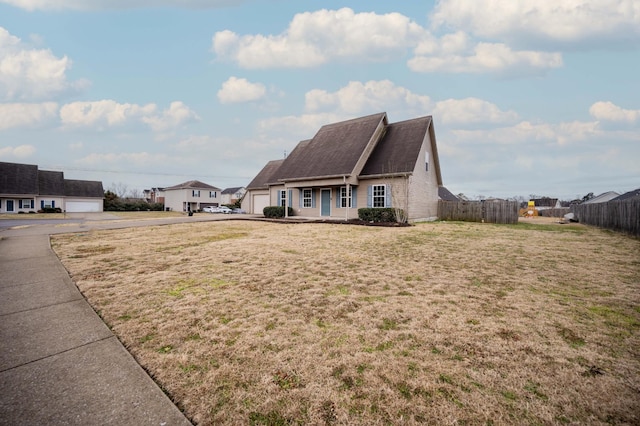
[51, 219, 640, 425]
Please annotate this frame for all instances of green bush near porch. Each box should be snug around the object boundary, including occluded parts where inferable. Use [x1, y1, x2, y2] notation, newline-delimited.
[358, 207, 400, 223]
[263, 206, 295, 218]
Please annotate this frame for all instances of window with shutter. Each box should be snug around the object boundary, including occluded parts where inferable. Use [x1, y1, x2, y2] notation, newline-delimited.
[302, 189, 312, 208]
[372, 185, 386, 208]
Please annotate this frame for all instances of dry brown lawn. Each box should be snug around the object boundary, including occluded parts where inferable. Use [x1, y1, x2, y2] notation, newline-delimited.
[51, 219, 640, 425]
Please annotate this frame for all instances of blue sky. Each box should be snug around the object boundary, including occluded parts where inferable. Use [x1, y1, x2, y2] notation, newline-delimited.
[1, 0, 638, 200]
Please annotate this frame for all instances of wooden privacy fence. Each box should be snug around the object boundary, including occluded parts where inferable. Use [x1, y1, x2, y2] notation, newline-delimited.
[438, 200, 519, 224]
[572, 200, 640, 236]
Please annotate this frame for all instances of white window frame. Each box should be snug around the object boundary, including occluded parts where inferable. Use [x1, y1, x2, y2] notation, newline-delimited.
[302, 189, 312, 208]
[209, 191, 217, 198]
[340, 187, 352, 208]
[21, 199, 33, 209]
[192, 190, 200, 197]
[279, 190, 286, 207]
[372, 184, 386, 208]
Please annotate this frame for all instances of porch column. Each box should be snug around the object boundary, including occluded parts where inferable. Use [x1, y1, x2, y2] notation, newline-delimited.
[345, 183, 350, 221]
[284, 186, 288, 218]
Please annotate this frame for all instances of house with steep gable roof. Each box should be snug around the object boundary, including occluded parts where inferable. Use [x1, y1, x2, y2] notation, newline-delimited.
[582, 191, 620, 204]
[220, 187, 246, 205]
[0, 161, 104, 213]
[242, 112, 443, 221]
[163, 180, 222, 212]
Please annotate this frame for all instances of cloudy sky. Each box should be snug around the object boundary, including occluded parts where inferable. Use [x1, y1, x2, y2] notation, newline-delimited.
[1, 0, 638, 200]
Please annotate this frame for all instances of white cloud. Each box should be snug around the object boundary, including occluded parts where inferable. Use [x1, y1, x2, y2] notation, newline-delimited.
[77, 151, 171, 166]
[0, 0, 244, 11]
[589, 101, 640, 123]
[0, 144, 36, 158]
[433, 98, 519, 125]
[0, 27, 88, 101]
[263, 81, 520, 140]
[141, 101, 200, 133]
[217, 77, 266, 104]
[409, 38, 563, 74]
[212, 8, 424, 69]
[212, 7, 567, 75]
[450, 120, 601, 146]
[0, 102, 58, 130]
[430, 0, 640, 48]
[59, 100, 198, 132]
[60, 100, 155, 129]
[305, 80, 431, 115]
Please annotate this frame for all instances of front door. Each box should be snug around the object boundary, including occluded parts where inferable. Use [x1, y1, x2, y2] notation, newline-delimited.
[321, 189, 331, 216]
[6, 200, 14, 212]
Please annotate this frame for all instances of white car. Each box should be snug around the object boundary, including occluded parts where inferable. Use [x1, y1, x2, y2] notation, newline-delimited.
[202, 206, 217, 213]
[210, 206, 233, 214]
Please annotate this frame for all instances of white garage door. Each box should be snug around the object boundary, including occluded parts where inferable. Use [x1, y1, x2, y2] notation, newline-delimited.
[252, 194, 270, 214]
[66, 201, 101, 212]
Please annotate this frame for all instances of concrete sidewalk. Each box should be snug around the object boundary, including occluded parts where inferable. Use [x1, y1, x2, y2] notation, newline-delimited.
[0, 234, 192, 425]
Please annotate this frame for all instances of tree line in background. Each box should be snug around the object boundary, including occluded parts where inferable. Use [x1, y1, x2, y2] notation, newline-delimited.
[103, 190, 164, 211]
[456, 193, 596, 207]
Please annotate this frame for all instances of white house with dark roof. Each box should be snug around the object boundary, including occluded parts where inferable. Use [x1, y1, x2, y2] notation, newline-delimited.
[242, 112, 443, 222]
[0, 161, 104, 213]
[220, 187, 246, 205]
[163, 180, 222, 212]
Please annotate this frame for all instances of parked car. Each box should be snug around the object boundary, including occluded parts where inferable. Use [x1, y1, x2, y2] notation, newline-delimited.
[232, 208, 246, 214]
[212, 206, 233, 214]
[202, 206, 217, 213]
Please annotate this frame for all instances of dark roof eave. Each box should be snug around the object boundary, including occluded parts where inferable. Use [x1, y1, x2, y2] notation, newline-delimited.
[358, 172, 412, 180]
[277, 174, 352, 183]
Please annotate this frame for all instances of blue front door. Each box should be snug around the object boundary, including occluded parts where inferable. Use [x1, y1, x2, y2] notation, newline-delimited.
[6, 200, 14, 212]
[321, 189, 331, 216]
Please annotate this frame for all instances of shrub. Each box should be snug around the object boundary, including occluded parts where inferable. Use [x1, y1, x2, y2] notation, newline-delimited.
[358, 207, 400, 223]
[263, 206, 294, 218]
[39, 207, 62, 213]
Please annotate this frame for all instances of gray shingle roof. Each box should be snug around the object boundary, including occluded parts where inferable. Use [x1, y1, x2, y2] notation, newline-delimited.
[612, 188, 640, 201]
[438, 186, 459, 201]
[38, 170, 65, 196]
[164, 180, 221, 191]
[276, 112, 387, 180]
[222, 186, 244, 194]
[64, 179, 104, 198]
[360, 116, 431, 176]
[246, 159, 285, 190]
[0, 161, 38, 195]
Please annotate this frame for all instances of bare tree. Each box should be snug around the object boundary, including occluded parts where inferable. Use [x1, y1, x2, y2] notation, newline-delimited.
[378, 162, 411, 223]
[391, 176, 410, 223]
[128, 188, 144, 199]
[109, 182, 129, 198]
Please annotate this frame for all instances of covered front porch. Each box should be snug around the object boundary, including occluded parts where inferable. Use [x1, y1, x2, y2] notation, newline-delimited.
[276, 183, 359, 220]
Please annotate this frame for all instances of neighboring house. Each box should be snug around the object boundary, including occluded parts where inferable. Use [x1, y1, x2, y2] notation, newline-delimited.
[163, 180, 221, 212]
[0, 161, 104, 213]
[220, 187, 246, 205]
[582, 191, 620, 204]
[611, 188, 640, 202]
[438, 187, 459, 202]
[530, 197, 561, 210]
[242, 112, 443, 221]
[143, 187, 166, 205]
